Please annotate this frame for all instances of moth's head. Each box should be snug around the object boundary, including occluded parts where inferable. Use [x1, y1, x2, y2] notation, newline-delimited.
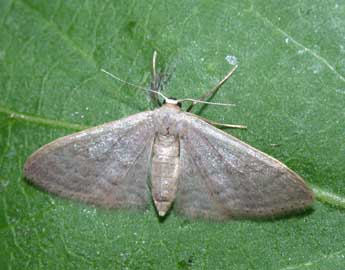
[162, 97, 182, 109]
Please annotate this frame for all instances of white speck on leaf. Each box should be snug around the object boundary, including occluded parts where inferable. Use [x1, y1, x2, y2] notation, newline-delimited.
[298, 49, 306, 55]
[312, 44, 321, 53]
[0, 50, 5, 60]
[312, 63, 322, 74]
[285, 37, 289, 44]
[0, 180, 9, 192]
[225, 55, 238, 65]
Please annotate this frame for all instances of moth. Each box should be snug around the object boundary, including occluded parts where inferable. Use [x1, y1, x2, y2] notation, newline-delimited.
[24, 52, 314, 219]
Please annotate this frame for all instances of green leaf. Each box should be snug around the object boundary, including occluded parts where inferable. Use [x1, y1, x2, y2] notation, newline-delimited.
[1, 0, 345, 269]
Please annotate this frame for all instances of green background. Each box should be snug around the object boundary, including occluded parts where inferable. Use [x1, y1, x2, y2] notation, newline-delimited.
[1, 0, 345, 269]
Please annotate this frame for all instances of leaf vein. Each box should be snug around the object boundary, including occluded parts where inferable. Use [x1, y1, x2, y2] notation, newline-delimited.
[253, 9, 345, 83]
[37, 61, 61, 115]
[280, 247, 345, 270]
[2, 197, 30, 257]
[60, 74, 98, 120]
[312, 185, 345, 209]
[0, 0, 13, 27]
[60, 234, 93, 264]
[18, 0, 97, 67]
[91, 0, 111, 55]
[0, 105, 89, 131]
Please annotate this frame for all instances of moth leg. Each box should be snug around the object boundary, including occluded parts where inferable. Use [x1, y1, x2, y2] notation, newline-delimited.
[205, 119, 246, 129]
[150, 50, 162, 107]
[186, 65, 238, 112]
[191, 114, 246, 129]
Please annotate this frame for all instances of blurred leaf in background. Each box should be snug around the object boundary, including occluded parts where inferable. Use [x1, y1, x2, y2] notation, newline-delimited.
[0, 0, 345, 269]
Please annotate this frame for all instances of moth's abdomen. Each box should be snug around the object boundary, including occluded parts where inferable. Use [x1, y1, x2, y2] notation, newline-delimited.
[151, 134, 180, 216]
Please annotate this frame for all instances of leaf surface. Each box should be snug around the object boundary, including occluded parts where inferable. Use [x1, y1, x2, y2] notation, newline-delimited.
[1, 1, 345, 269]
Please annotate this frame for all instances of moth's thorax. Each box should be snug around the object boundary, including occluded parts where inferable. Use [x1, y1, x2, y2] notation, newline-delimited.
[151, 133, 180, 216]
[153, 104, 185, 136]
[162, 102, 181, 110]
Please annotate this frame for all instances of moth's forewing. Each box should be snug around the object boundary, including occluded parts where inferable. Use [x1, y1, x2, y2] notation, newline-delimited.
[174, 112, 314, 219]
[24, 111, 155, 208]
[175, 139, 230, 219]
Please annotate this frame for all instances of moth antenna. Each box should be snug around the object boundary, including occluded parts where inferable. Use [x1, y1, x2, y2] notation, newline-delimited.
[186, 64, 238, 112]
[152, 50, 157, 79]
[101, 68, 236, 107]
[101, 68, 169, 101]
[177, 98, 236, 107]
